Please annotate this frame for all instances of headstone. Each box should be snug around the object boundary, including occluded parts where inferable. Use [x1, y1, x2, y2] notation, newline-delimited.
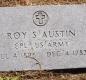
[0, 5, 86, 71]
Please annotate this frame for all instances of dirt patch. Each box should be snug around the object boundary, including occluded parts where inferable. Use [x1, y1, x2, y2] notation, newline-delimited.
[0, 0, 86, 6]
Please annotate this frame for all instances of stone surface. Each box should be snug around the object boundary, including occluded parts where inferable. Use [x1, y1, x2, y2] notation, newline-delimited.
[0, 5, 86, 71]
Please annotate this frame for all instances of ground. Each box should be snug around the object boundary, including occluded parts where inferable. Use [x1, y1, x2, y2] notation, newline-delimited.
[0, 0, 86, 6]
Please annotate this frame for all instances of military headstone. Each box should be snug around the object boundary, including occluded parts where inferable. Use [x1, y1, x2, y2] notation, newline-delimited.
[0, 5, 86, 71]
